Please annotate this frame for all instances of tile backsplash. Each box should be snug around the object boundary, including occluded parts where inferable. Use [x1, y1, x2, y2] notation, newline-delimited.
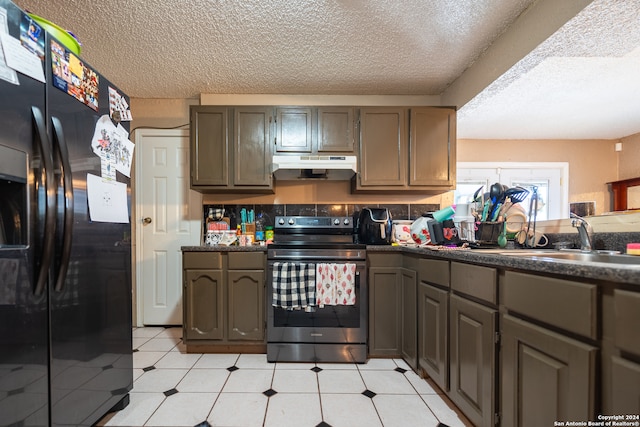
[204, 203, 441, 229]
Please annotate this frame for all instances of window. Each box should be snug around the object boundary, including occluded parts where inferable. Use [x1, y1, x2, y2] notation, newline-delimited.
[455, 162, 569, 221]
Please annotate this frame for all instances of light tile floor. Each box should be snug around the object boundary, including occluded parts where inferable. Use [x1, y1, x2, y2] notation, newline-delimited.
[97, 327, 473, 427]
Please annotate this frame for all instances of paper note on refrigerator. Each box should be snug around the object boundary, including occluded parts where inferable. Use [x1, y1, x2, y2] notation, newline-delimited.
[91, 115, 134, 178]
[0, 8, 19, 85]
[86, 173, 129, 223]
[0, 31, 45, 83]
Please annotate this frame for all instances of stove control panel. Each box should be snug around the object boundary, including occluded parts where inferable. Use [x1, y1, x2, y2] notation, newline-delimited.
[274, 216, 352, 231]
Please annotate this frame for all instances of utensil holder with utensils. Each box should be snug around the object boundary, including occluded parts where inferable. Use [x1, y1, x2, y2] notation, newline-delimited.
[475, 222, 502, 244]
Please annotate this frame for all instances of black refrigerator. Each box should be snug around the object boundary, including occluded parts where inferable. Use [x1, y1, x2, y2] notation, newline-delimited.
[0, 1, 133, 425]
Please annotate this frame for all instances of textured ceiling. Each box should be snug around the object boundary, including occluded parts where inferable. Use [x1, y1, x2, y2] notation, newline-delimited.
[12, 0, 640, 139]
[457, 0, 640, 139]
[14, 0, 534, 98]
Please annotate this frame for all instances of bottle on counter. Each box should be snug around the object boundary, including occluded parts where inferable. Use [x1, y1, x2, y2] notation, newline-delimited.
[255, 214, 265, 242]
[265, 226, 274, 244]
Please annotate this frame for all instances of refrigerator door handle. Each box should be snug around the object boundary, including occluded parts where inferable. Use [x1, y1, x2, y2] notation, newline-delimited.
[32, 106, 56, 297]
[51, 116, 74, 292]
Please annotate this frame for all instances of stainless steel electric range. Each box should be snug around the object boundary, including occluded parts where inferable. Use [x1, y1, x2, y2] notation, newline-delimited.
[266, 216, 368, 363]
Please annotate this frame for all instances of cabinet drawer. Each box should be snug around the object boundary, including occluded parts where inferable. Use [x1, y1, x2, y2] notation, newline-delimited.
[417, 258, 449, 288]
[503, 271, 597, 339]
[614, 289, 640, 355]
[183, 251, 222, 269]
[228, 251, 265, 270]
[368, 253, 402, 268]
[451, 262, 496, 304]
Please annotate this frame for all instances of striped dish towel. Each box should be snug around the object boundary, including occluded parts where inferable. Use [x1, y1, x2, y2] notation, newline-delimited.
[271, 262, 316, 308]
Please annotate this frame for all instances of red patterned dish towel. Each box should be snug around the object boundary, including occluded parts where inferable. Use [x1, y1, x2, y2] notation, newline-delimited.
[316, 263, 356, 307]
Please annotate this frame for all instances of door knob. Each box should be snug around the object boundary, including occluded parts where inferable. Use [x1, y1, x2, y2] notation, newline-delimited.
[143, 217, 152, 225]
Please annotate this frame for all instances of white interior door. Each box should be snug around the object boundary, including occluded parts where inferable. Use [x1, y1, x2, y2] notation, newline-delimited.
[135, 129, 202, 325]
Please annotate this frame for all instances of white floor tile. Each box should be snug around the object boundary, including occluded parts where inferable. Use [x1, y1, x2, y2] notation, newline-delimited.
[133, 368, 189, 393]
[144, 392, 217, 426]
[358, 358, 398, 370]
[193, 353, 239, 369]
[170, 341, 187, 353]
[97, 392, 164, 426]
[133, 368, 145, 381]
[360, 370, 416, 394]
[132, 337, 150, 350]
[275, 362, 316, 370]
[132, 327, 165, 338]
[422, 393, 474, 427]
[208, 392, 268, 427]
[392, 358, 411, 370]
[373, 394, 440, 427]
[154, 352, 201, 369]
[405, 371, 441, 394]
[235, 353, 272, 369]
[154, 327, 183, 339]
[222, 369, 274, 393]
[133, 351, 166, 369]
[272, 369, 318, 393]
[177, 369, 230, 392]
[316, 362, 358, 370]
[264, 393, 322, 427]
[321, 393, 383, 427]
[318, 369, 366, 394]
[137, 338, 179, 352]
[98, 328, 478, 427]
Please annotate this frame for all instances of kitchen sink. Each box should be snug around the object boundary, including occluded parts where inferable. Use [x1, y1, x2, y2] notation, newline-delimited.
[498, 249, 640, 265]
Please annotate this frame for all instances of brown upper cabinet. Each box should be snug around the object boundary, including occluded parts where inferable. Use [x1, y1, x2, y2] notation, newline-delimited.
[274, 106, 356, 154]
[353, 106, 456, 192]
[190, 106, 229, 187]
[317, 107, 356, 152]
[190, 105, 274, 193]
[275, 107, 313, 152]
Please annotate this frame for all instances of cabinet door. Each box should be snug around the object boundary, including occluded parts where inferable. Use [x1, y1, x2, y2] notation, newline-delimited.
[401, 268, 417, 369]
[368, 267, 401, 356]
[227, 270, 265, 341]
[233, 107, 273, 187]
[409, 107, 456, 187]
[610, 355, 640, 416]
[275, 107, 312, 152]
[449, 294, 497, 427]
[501, 314, 597, 427]
[190, 106, 229, 187]
[418, 282, 448, 391]
[357, 108, 407, 188]
[184, 269, 224, 340]
[317, 107, 355, 153]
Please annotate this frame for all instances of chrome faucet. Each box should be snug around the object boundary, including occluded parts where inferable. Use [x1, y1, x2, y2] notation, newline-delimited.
[570, 213, 593, 251]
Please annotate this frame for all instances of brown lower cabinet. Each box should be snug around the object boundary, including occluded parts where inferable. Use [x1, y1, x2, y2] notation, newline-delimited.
[183, 252, 224, 341]
[605, 289, 640, 416]
[368, 265, 402, 356]
[183, 251, 266, 352]
[449, 293, 497, 427]
[501, 315, 597, 426]
[400, 267, 417, 369]
[417, 258, 450, 391]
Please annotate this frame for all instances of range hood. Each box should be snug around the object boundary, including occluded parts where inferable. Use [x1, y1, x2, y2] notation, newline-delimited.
[272, 155, 357, 180]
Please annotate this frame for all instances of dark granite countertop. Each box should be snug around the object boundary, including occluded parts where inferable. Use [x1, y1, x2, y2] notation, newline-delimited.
[367, 244, 640, 286]
[181, 244, 640, 286]
[181, 245, 268, 252]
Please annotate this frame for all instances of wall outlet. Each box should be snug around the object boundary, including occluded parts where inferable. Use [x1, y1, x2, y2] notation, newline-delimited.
[615, 142, 623, 152]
